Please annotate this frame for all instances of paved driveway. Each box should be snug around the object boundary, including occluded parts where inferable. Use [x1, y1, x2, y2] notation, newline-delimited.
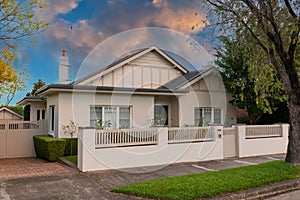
[1, 154, 297, 200]
[0, 158, 76, 180]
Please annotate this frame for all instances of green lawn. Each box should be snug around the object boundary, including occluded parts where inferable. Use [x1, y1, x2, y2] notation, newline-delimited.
[65, 155, 77, 164]
[111, 161, 300, 200]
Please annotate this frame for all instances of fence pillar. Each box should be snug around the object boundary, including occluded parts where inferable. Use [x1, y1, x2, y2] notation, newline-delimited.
[281, 124, 289, 152]
[236, 125, 246, 157]
[157, 127, 168, 147]
[77, 127, 95, 172]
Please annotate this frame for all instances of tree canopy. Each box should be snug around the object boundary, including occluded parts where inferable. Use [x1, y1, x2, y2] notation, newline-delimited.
[0, 0, 49, 49]
[26, 78, 46, 96]
[207, 0, 300, 164]
[215, 36, 285, 124]
[0, 0, 48, 105]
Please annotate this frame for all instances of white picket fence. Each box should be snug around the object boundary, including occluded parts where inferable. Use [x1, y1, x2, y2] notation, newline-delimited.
[168, 127, 214, 143]
[0, 121, 40, 131]
[95, 128, 158, 148]
[245, 124, 282, 138]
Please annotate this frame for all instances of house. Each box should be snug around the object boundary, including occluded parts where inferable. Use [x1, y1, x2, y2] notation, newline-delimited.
[0, 107, 23, 121]
[18, 46, 236, 138]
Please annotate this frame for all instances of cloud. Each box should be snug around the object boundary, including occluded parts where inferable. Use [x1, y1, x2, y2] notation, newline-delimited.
[37, 0, 212, 79]
[45, 19, 104, 50]
[36, 0, 81, 21]
[43, 0, 209, 50]
[151, 0, 168, 8]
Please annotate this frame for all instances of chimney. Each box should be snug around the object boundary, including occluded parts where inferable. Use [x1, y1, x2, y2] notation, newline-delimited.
[59, 50, 69, 84]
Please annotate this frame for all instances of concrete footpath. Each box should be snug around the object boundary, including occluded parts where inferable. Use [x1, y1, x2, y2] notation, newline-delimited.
[0, 154, 299, 200]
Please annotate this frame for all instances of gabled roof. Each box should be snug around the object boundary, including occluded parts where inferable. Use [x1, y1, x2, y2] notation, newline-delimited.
[75, 46, 189, 85]
[159, 67, 215, 90]
[0, 107, 23, 118]
[17, 96, 46, 106]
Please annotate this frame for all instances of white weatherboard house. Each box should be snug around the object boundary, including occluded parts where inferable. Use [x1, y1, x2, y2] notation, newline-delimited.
[18, 46, 236, 138]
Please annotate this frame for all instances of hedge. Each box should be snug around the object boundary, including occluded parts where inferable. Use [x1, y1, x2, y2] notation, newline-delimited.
[64, 138, 78, 156]
[33, 135, 66, 162]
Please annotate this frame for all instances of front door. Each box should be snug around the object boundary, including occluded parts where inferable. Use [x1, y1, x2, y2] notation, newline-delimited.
[154, 105, 168, 126]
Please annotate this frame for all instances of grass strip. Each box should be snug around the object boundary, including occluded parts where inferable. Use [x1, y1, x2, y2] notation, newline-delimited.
[65, 155, 77, 164]
[111, 161, 300, 200]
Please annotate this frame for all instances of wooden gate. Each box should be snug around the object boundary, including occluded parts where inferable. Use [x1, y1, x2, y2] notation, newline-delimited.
[223, 127, 237, 157]
[0, 120, 47, 159]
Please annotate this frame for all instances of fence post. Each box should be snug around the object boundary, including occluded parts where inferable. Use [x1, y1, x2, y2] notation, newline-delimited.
[78, 127, 96, 172]
[158, 127, 168, 147]
[281, 124, 289, 152]
[236, 125, 246, 157]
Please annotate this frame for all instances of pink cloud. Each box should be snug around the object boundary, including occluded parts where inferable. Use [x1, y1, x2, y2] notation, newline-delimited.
[45, 19, 104, 50]
[36, 0, 81, 21]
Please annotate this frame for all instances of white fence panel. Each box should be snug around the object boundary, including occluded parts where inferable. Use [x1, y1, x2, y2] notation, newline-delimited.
[236, 124, 289, 158]
[168, 127, 214, 143]
[245, 125, 282, 138]
[95, 128, 158, 148]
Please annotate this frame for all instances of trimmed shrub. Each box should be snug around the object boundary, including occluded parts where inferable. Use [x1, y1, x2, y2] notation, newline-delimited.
[33, 135, 66, 162]
[64, 138, 78, 156]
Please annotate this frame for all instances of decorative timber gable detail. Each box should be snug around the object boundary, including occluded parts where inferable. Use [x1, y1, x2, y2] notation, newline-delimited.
[76, 46, 188, 89]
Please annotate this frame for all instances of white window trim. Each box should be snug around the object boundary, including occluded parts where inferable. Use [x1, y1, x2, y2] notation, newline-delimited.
[195, 107, 223, 125]
[90, 105, 132, 129]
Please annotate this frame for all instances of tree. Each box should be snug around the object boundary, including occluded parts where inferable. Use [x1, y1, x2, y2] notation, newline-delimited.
[62, 121, 77, 156]
[26, 78, 45, 96]
[0, 0, 49, 49]
[0, 0, 48, 104]
[207, 0, 300, 164]
[0, 48, 27, 105]
[215, 36, 285, 124]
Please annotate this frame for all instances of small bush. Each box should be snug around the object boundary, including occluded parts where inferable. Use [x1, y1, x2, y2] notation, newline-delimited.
[64, 138, 78, 156]
[33, 135, 66, 162]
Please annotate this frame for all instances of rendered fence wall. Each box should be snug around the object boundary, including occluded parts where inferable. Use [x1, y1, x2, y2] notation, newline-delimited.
[78, 126, 223, 172]
[236, 124, 289, 157]
[77, 124, 289, 172]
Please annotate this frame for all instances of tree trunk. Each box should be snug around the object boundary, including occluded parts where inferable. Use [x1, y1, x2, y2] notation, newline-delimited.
[285, 89, 300, 164]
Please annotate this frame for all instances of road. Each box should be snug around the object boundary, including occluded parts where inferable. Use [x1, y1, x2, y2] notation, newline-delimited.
[265, 190, 300, 200]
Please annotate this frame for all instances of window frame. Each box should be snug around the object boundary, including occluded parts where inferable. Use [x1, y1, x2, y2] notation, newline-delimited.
[90, 105, 132, 129]
[194, 107, 223, 126]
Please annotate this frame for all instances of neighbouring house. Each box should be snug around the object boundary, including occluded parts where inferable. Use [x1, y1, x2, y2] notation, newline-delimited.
[18, 46, 236, 138]
[0, 107, 23, 121]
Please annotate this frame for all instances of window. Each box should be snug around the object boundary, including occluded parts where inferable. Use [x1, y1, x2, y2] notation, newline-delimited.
[194, 107, 222, 126]
[37, 109, 46, 121]
[203, 108, 212, 125]
[90, 106, 131, 129]
[214, 108, 221, 124]
[119, 107, 130, 128]
[37, 110, 40, 121]
[50, 106, 55, 131]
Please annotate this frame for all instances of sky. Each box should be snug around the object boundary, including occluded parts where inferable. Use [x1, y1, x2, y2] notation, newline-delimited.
[4, 0, 218, 105]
